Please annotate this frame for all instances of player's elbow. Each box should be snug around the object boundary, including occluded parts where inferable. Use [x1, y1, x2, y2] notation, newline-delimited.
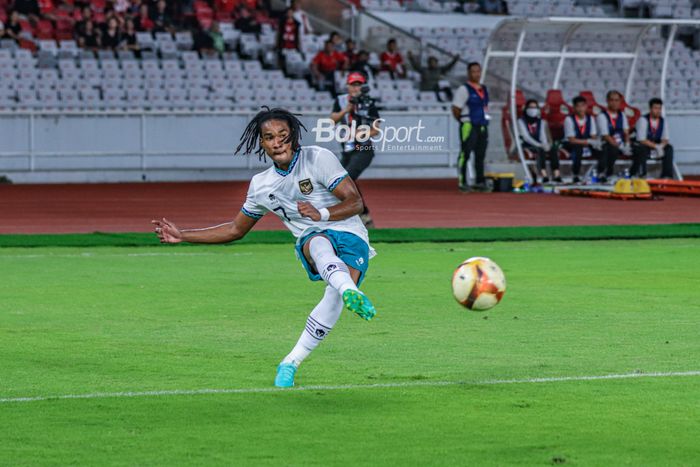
[351, 195, 364, 216]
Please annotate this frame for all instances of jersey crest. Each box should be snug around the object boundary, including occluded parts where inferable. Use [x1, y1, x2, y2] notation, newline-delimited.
[298, 178, 314, 195]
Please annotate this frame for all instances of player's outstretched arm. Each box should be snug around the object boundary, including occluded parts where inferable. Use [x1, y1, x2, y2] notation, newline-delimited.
[151, 212, 257, 244]
[297, 177, 363, 222]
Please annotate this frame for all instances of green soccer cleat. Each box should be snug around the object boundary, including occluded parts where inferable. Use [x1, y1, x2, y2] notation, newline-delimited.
[342, 289, 377, 321]
[274, 362, 297, 388]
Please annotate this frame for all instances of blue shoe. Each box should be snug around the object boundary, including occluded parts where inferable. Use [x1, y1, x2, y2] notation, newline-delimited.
[342, 289, 377, 321]
[274, 362, 297, 388]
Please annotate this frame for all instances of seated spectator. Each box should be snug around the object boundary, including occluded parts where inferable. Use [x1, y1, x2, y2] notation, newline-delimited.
[596, 90, 631, 182]
[151, 0, 173, 33]
[563, 95, 601, 183]
[101, 16, 121, 49]
[113, 0, 132, 15]
[209, 21, 225, 53]
[349, 49, 377, 81]
[234, 6, 261, 34]
[276, 7, 300, 54]
[193, 22, 214, 55]
[478, 0, 506, 14]
[380, 38, 405, 79]
[74, 5, 92, 36]
[311, 39, 348, 92]
[632, 97, 675, 179]
[291, 0, 312, 35]
[4, 11, 22, 41]
[518, 99, 562, 183]
[407, 51, 459, 99]
[329, 31, 344, 52]
[344, 38, 358, 67]
[12, 0, 40, 22]
[119, 17, 139, 53]
[136, 2, 153, 31]
[77, 19, 101, 50]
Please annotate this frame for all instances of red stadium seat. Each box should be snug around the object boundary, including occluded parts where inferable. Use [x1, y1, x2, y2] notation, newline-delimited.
[542, 89, 572, 141]
[19, 38, 37, 52]
[580, 91, 603, 116]
[34, 20, 54, 39]
[501, 90, 525, 160]
[620, 95, 641, 129]
[38, 0, 54, 15]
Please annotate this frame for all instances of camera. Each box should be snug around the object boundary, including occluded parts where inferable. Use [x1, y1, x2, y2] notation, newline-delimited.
[349, 85, 374, 121]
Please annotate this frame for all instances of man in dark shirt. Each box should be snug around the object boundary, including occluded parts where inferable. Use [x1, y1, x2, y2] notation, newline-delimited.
[330, 72, 381, 227]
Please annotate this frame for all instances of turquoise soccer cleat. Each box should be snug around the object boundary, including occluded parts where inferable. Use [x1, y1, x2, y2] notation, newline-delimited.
[342, 289, 377, 321]
[274, 362, 297, 388]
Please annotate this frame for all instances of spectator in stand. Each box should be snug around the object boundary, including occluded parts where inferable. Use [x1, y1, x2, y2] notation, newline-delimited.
[349, 49, 376, 82]
[234, 5, 260, 34]
[12, 0, 40, 23]
[101, 16, 121, 49]
[329, 31, 344, 52]
[632, 97, 675, 179]
[563, 95, 600, 183]
[478, 0, 506, 14]
[0, 19, 4, 40]
[291, 0, 312, 35]
[380, 38, 405, 79]
[77, 19, 101, 50]
[208, 21, 225, 53]
[344, 38, 358, 67]
[136, 2, 153, 31]
[4, 10, 23, 41]
[276, 7, 300, 54]
[193, 22, 215, 55]
[407, 50, 459, 99]
[119, 17, 139, 54]
[151, 0, 173, 33]
[311, 39, 347, 93]
[75, 5, 92, 35]
[451, 62, 489, 192]
[113, 0, 131, 15]
[596, 90, 631, 182]
[518, 99, 562, 184]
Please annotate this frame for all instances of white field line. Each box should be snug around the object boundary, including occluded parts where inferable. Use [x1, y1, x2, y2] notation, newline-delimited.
[0, 252, 253, 259]
[1, 370, 699, 404]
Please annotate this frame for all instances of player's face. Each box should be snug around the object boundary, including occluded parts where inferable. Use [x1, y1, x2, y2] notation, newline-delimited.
[348, 82, 363, 97]
[260, 119, 293, 168]
[468, 65, 481, 83]
[575, 102, 587, 116]
[607, 94, 621, 111]
[650, 103, 662, 118]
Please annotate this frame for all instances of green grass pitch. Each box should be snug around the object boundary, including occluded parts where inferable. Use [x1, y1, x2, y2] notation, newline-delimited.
[1, 238, 699, 465]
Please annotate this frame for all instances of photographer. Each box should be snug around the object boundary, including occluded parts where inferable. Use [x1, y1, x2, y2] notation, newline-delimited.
[330, 72, 380, 227]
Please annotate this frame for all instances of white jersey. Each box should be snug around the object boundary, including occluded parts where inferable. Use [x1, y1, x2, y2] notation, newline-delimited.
[242, 145, 374, 254]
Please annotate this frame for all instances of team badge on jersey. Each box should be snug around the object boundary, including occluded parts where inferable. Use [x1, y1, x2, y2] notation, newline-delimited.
[299, 179, 314, 195]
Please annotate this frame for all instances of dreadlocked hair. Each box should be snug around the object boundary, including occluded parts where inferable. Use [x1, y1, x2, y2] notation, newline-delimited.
[235, 106, 307, 161]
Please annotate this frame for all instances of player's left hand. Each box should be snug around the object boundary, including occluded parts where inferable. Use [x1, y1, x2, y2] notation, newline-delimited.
[297, 201, 321, 221]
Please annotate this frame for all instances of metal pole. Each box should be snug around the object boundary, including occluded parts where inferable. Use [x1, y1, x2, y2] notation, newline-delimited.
[553, 24, 580, 90]
[625, 25, 651, 101]
[511, 28, 531, 183]
[28, 112, 35, 172]
[140, 113, 146, 172]
[660, 24, 677, 106]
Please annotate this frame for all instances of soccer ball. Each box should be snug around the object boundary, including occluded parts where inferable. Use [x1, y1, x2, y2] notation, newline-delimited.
[452, 257, 506, 311]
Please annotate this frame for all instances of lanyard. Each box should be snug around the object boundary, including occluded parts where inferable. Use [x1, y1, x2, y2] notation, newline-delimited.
[468, 83, 485, 101]
[527, 122, 538, 136]
[649, 117, 659, 135]
[575, 116, 587, 135]
[607, 111, 619, 131]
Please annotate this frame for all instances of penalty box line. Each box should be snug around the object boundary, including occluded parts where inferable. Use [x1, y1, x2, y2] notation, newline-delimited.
[1, 370, 700, 404]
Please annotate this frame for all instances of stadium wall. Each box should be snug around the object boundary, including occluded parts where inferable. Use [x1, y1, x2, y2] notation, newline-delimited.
[0, 110, 697, 183]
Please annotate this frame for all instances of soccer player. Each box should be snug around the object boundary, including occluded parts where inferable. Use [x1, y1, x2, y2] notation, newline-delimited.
[596, 90, 631, 182]
[152, 108, 377, 388]
[632, 97, 675, 179]
[563, 96, 601, 183]
[452, 62, 489, 192]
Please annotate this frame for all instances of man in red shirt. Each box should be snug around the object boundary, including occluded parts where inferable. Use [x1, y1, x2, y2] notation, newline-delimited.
[311, 39, 348, 93]
[380, 38, 405, 78]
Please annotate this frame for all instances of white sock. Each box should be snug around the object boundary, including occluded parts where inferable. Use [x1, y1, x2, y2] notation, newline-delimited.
[308, 236, 359, 295]
[282, 286, 343, 366]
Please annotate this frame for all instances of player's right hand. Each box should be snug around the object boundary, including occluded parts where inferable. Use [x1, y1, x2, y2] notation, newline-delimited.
[151, 218, 183, 244]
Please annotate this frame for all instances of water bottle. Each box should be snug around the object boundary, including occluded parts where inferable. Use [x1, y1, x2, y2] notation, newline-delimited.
[590, 168, 599, 184]
[623, 168, 631, 179]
